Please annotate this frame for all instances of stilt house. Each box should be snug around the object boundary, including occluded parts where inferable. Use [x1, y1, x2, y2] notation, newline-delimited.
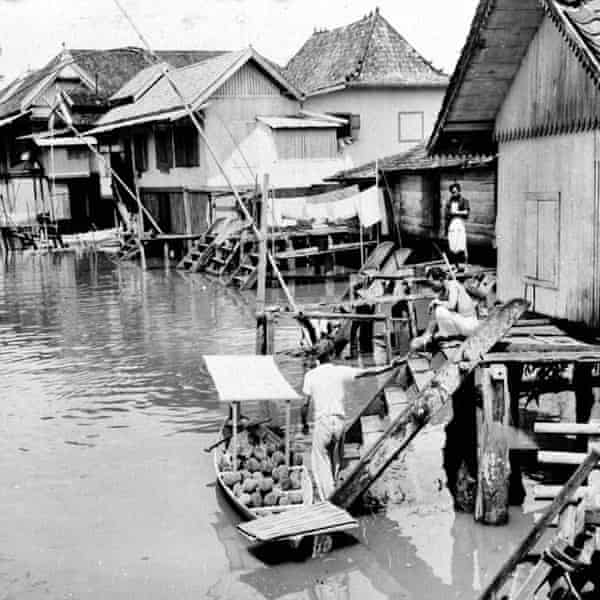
[89, 48, 348, 234]
[0, 47, 225, 232]
[429, 0, 600, 327]
[330, 141, 496, 256]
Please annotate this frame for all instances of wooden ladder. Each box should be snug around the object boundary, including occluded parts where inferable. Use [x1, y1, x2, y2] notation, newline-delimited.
[117, 233, 141, 260]
[228, 248, 260, 289]
[203, 238, 240, 277]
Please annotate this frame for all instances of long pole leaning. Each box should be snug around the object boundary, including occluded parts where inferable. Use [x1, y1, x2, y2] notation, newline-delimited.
[112, 0, 298, 312]
[42, 97, 163, 234]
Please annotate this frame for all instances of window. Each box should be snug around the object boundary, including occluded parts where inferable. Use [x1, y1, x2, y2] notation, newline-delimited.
[174, 124, 199, 167]
[398, 111, 424, 143]
[524, 192, 560, 289]
[133, 134, 148, 173]
[328, 113, 360, 141]
[155, 126, 173, 172]
[274, 129, 337, 160]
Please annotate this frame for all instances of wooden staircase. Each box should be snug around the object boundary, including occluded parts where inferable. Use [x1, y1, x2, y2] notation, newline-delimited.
[228, 249, 259, 289]
[117, 232, 141, 260]
[203, 238, 241, 277]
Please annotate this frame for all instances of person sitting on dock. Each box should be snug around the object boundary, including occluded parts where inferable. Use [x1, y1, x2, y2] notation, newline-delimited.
[301, 339, 403, 499]
[410, 267, 480, 351]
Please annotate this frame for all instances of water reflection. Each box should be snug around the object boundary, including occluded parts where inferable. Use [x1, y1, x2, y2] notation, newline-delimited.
[0, 252, 532, 600]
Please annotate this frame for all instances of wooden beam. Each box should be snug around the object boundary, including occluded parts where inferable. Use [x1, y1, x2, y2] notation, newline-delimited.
[478, 448, 600, 600]
[534, 423, 600, 435]
[481, 351, 600, 364]
[329, 298, 529, 510]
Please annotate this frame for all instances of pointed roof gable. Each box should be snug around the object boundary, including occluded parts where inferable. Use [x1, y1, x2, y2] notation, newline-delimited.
[0, 47, 228, 121]
[429, 0, 600, 155]
[91, 48, 302, 132]
[284, 8, 447, 96]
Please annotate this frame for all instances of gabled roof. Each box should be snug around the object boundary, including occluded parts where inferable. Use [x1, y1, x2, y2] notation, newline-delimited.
[428, 0, 600, 155]
[0, 47, 227, 121]
[91, 47, 303, 133]
[284, 8, 447, 96]
[329, 141, 494, 182]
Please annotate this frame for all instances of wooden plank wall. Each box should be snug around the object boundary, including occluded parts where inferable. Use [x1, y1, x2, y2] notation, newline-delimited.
[440, 170, 496, 245]
[497, 131, 600, 326]
[187, 190, 209, 233]
[213, 63, 282, 98]
[496, 15, 600, 139]
[391, 167, 496, 247]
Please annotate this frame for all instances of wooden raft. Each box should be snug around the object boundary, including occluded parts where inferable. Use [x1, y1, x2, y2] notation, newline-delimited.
[237, 501, 357, 542]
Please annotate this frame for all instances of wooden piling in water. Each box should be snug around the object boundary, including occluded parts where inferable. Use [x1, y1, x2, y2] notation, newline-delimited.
[475, 364, 511, 525]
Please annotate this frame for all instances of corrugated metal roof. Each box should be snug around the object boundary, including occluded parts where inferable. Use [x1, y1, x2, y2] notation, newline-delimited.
[257, 116, 340, 129]
[284, 8, 447, 96]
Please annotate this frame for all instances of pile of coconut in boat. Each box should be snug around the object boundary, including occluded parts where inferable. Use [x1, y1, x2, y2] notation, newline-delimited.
[218, 433, 305, 509]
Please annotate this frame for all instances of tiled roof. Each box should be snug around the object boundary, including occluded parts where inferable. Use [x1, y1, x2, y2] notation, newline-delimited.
[330, 141, 495, 181]
[284, 8, 448, 96]
[0, 47, 227, 120]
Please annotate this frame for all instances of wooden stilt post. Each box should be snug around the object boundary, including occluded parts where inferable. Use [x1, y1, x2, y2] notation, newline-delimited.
[183, 188, 193, 252]
[475, 364, 511, 525]
[255, 174, 269, 354]
[384, 315, 393, 363]
[163, 241, 169, 271]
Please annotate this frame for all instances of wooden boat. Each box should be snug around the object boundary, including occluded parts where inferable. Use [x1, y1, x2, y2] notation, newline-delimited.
[205, 354, 317, 523]
[213, 419, 315, 520]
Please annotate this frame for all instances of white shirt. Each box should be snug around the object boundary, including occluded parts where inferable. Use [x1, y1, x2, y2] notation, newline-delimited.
[302, 363, 361, 421]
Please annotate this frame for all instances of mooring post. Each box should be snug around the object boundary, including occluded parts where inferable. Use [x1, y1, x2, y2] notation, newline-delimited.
[255, 174, 269, 354]
[163, 241, 169, 271]
[475, 364, 511, 525]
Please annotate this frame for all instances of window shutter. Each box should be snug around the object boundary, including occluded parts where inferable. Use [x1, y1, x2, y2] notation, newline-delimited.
[350, 114, 360, 140]
[155, 126, 173, 172]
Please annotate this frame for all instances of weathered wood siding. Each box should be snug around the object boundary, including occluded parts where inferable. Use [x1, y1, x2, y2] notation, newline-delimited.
[496, 15, 600, 139]
[392, 167, 496, 247]
[393, 174, 436, 237]
[213, 63, 282, 97]
[497, 131, 600, 326]
[440, 170, 496, 245]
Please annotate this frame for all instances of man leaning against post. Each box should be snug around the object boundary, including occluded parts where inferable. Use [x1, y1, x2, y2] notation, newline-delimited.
[301, 339, 404, 500]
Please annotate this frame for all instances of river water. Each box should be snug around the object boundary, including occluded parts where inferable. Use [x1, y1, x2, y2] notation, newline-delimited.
[0, 252, 534, 600]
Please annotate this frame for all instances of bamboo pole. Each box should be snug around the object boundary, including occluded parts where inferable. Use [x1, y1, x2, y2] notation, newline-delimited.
[112, 0, 298, 312]
[256, 174, 269, 316]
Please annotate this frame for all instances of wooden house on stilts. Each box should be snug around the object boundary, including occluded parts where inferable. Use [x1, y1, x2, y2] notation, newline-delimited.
[430, 0, 600, 328]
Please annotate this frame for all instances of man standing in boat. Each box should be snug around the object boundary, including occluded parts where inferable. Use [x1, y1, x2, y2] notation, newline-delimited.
[445, 183, 470, 267]
[301, 339, 402, 499]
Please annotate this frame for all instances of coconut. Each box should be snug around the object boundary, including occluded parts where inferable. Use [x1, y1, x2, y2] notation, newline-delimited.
[239, 493, 252, 506]
[289, 491, 303, 504]
[259, 477, 274, 494]
[272, 451, 286, 466]
[278, 466, 289, 480]
[242, 478, 258, 494]
[246, 457, 260, 473]
[239, 469, 251, 482]
[278, 495, 291, 506]
[263, 491, 277, 506]
[222, 471, 241, 488]
[265, 442, 277, 457]
[252, 471, 263, 480]
[232, 482, 243, 497]
[250, 491, 263, 508]
[280, 476, 292, 491]
[289, 471, 302, 490]
[261, 459, 273, 474]
[253, 446, 266, 462]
